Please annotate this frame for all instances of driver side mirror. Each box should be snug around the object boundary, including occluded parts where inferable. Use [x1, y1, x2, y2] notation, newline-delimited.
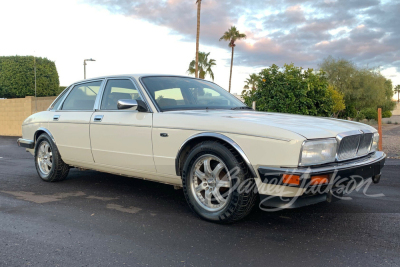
[117, 99, 148, 112]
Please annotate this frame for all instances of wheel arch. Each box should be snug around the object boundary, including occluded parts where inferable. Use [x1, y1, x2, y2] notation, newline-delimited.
[175, 132, 257, 178]
[34, 127, 56, 144]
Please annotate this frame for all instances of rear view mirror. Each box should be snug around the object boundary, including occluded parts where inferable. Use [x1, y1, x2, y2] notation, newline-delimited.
[117, 99, 148, 112]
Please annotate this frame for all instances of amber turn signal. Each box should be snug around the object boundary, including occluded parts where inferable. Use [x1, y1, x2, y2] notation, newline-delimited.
[282, 174, 300, 185]
[310, 174, 329, 185]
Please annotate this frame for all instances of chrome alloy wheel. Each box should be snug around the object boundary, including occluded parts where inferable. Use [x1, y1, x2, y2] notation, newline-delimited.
[190, 154, 232, 212]
[37, 141, 53, 175]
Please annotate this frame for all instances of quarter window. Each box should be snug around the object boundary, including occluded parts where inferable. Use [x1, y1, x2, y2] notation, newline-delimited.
[62, 81, 102, 110]
[50, 86, 70, 110]
[101, 79, 143, 110]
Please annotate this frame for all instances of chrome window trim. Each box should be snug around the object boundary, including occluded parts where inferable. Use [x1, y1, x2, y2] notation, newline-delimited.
[52, 110, 96, 112]
[58, 79, 105, 112]
[95, 77, 153, 113]
[48, 85, 72, 111]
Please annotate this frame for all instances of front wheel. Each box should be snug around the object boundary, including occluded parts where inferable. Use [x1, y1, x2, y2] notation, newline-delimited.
[35, 133, 69, 182]
[182, 141, 257, 223]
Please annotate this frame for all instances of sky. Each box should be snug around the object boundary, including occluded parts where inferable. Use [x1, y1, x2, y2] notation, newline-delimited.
[0, 0, 399, 96]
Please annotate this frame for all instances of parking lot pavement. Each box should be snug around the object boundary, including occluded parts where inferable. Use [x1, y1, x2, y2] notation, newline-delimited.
[0, 136, 399, 266]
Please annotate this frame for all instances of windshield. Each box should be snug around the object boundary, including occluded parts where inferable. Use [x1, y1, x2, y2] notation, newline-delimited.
[141, 76, 247, 111]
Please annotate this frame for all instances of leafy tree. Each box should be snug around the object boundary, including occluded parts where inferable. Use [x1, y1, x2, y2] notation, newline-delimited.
[194, 0, 202, 78]
[219, 26, 246, 92]
[243, 73, 259, 91]
[320, 56, 395, 117]
[242, 64, 334, 117]
[327, 85, 346, 118]
[394, 85, 400, 103]
[0, 56, 60, 98]
[187, 52, 216, 80]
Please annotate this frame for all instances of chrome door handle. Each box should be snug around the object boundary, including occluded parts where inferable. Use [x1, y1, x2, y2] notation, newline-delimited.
[53, 115, 60, 121]
[93, 115, 104, 122]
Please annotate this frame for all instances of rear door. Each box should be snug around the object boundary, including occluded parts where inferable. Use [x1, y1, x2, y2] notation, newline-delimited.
[48, 80, 103, 164]
[89, 78, 155, 173]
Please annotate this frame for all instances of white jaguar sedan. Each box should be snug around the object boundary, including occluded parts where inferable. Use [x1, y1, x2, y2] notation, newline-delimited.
[18, 75, 386, 223]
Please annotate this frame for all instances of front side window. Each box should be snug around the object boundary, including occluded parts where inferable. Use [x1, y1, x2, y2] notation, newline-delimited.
[101, 79, 143, 110]
[141, 77, 246, 111]
[62, 81, 102, 110]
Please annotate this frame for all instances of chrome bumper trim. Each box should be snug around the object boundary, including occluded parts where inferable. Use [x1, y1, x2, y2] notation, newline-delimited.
[259, 151, 386, 177]
[17, 138, 34, 149]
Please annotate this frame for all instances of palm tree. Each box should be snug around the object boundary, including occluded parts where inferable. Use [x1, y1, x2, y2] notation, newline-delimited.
[243, 73, 259, 91]
[395, 85, 400, 103]
[188, 52, 216, 80]
[195, 0, 202, 78]
[219, 26, 246, 92]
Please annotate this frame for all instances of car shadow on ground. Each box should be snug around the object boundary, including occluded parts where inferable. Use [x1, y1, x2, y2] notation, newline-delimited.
[41, 167, 398, 227]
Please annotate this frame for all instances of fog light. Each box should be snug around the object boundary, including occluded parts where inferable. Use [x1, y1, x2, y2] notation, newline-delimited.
[282, 174, 300, 185]
[310, 174, 329, 185]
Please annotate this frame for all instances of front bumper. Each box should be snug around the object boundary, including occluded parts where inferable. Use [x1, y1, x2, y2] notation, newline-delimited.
[257, 151, 386, 209]
[17, 138, 34, 149]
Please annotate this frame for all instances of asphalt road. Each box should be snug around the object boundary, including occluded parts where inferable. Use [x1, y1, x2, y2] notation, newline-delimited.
[0, 136, 399, 266]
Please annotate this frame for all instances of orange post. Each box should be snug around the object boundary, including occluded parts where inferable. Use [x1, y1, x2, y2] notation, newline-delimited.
[378, 108, 383, 151]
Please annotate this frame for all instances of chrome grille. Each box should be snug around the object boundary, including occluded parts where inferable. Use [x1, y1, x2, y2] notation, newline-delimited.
[337, 131, 373, 161]
[337, 134, 360, 160]
[357, 133, 373, 156]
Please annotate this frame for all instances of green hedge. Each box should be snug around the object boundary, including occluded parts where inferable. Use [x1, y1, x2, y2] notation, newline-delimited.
[0, 56, 60, 98]
[382, 110, 392, 118]
[360, 108, 378, 120]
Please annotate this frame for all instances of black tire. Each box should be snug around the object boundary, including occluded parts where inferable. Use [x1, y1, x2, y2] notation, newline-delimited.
[34, 133, 69, 182]
[182, 141, 257, 223]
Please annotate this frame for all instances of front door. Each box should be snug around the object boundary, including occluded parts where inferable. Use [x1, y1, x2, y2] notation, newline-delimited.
[48, 80, 103, 164]
[89, 78, 155, 173]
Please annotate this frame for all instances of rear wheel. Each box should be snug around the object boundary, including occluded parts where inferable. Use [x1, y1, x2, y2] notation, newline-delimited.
[182, 141, 257, 223]
[35, 133, 69, 182]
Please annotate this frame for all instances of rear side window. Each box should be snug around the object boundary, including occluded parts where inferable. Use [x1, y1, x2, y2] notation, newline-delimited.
[62, 81, 102, 110]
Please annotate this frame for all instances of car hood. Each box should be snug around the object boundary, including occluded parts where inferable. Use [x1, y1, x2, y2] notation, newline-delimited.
[164, 110, 376, 140]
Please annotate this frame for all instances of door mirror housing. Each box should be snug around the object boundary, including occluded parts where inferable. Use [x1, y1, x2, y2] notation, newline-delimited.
[117, 99, 148, 112]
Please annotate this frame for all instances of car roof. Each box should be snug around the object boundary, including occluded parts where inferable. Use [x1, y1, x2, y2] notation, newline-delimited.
[72, 74, 196, 84]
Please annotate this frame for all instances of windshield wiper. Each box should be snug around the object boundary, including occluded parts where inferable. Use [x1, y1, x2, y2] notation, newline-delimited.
[231, 106, 253, 110]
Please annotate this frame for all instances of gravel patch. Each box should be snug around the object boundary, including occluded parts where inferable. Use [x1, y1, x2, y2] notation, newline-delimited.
[372, 124, 400, 159]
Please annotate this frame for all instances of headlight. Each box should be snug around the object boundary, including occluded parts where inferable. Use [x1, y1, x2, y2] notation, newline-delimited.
[370, 133, 379, 152]
[300, 139, 337, 166]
